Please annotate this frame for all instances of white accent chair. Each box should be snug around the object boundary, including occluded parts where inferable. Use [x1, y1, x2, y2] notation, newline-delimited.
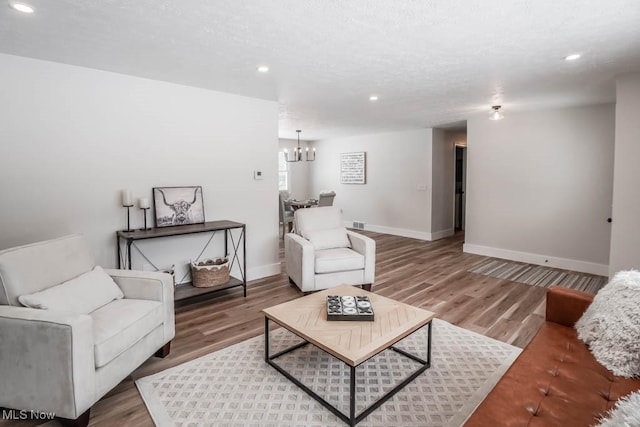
[0, 235, 175, 426]
[285, 207, 375, 292]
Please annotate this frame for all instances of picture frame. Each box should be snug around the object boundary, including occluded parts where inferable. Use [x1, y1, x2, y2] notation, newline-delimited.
[153, 186, 205, 228]
[340, 152, 366, 184]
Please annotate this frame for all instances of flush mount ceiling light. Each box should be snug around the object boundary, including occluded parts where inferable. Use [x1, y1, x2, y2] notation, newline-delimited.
[9, 1, 35, 13]
[257, 65, 269, 73]
[369, 95, 379, 101]
[283, 130, 315, 162]
[489, 105, 504, 121]
[564, 53, 581, 61]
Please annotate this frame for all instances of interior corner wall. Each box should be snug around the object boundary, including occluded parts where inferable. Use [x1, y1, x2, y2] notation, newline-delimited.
[309, 129, 433, 240]
[430, 129, 455, 239]
[446, 130, 467, 147]
[464, 104, 615, 276]
[0, 53, 280, 281]
[278, 138, 311, 199]
[609, 73, 640, 275]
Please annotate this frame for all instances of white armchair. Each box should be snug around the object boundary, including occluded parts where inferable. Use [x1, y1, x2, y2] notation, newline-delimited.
[0, 234, 175, 426]
[285, 207, 375, 292]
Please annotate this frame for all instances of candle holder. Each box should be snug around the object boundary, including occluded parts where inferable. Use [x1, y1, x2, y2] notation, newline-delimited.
[140, 207, 151, 231]
[123, 204, 134, 232]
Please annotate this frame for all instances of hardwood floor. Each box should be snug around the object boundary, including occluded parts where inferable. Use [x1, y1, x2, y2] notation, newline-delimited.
[2, 230, 548, 426]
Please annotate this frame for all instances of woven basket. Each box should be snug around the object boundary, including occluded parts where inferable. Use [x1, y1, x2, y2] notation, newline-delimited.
[191, 257, 230, 288]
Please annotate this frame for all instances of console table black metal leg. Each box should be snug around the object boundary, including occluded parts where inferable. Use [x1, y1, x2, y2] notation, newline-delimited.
[242, 225, 247, 297]
[126, 238, 133, 270]
[116, 236, 121, 269]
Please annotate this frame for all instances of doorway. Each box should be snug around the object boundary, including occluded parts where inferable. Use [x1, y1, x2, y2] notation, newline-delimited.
[454, 145, 467, 230]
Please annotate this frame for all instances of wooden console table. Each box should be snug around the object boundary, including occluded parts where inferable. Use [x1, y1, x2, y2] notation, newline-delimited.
[116, 220, 247, 300]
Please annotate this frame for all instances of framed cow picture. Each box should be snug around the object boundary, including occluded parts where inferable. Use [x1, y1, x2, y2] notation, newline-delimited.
[153, 186, 205, 228]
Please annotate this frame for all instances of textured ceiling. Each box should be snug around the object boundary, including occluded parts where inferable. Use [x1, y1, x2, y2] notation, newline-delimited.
[1, 0, 640, 140]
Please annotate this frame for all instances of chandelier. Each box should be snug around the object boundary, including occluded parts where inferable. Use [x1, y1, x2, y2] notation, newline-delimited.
[284, 130, 315, 162]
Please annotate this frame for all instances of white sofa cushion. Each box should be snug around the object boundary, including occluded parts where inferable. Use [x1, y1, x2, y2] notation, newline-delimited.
[91, 298, 163, 368]
[18, 266, 124, 315]
[303, 227, 351, 251]
[315, 248, 365, 274]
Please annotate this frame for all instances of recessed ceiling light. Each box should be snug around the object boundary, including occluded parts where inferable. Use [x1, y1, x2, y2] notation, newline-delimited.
[369, 95, 379, 101]
[257, 65, 269, 73]
[9, 2, 35, 13]
[564, 54, 581, 61]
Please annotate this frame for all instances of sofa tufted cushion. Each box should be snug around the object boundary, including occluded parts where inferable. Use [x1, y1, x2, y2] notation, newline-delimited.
[465, 321, 640, 426]
[465, 287, 640, 426]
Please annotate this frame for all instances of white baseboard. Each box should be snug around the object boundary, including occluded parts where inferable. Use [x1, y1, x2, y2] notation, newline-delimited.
[431, 228, 455, 240]
[463, 243, 608, 276]
[247, 262, 281, 281]
[344, 221, 433, 241]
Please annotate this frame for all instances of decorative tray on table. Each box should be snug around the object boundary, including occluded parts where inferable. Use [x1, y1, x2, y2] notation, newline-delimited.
[326, 295, 375, 321]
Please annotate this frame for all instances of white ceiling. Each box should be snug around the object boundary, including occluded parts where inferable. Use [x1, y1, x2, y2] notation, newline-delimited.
[1, 0, 640, 140]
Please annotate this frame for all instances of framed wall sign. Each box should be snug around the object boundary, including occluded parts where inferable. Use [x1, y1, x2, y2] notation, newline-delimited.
[153, 186, 205, 227]
[340, 152, 366, 184]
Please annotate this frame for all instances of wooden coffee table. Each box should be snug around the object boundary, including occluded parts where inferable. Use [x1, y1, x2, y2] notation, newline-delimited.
[262, 284, 436, 426]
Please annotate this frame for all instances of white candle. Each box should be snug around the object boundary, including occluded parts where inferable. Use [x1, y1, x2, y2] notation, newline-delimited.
[139, 197, 150, 209]
[121, 190, 133, 206]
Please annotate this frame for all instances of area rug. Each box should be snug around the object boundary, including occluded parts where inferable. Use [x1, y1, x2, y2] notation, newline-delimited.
[136, 319, 521, 427]
[469, 259, 607, 293]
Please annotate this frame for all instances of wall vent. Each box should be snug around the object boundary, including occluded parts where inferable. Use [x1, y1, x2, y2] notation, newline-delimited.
[352, 221, 365, 230]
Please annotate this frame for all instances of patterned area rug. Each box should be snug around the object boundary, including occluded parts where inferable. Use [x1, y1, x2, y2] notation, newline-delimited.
[469, 259, 607, 293]
[136, 319, 520, 427]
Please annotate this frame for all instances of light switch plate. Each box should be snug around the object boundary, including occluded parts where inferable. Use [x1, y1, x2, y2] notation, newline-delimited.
[254, 170, 263, 180]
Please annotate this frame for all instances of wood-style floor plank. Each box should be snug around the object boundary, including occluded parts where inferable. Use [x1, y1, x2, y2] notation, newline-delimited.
[1, 230, 552, 426]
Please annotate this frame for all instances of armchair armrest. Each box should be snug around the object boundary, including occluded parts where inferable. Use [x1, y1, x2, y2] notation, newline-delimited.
[104, 269, 172, 301]
[347, 231, 376, 285]
[0, 306, 95, 419]
[104, 269, 175, 344]
[545, 286, 595, 327]
[284, 233, 315, 291]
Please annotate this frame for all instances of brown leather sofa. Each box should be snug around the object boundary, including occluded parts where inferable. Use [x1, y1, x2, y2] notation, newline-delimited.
[465, 287, 640, 427]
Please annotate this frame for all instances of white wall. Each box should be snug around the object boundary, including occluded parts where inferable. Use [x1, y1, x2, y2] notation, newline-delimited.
[431, 129, 455, 238]
[309, 129, 433, 239]
[278, 138, 312, 199]
[609, 73, 640, 275]
[464, 104, 615, 275]
[0, 53, 280, 282]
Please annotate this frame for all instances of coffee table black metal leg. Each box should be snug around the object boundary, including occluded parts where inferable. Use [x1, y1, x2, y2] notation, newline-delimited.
[350, 365, 356, 426]
[265, 318, 433, 426]
[427, 321, 432, 366]
[264, 317, 269, 362]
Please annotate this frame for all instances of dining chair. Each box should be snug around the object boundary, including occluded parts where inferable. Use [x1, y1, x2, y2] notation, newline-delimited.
[317, 191, 336, 207]
[279, 192, 294, 239]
